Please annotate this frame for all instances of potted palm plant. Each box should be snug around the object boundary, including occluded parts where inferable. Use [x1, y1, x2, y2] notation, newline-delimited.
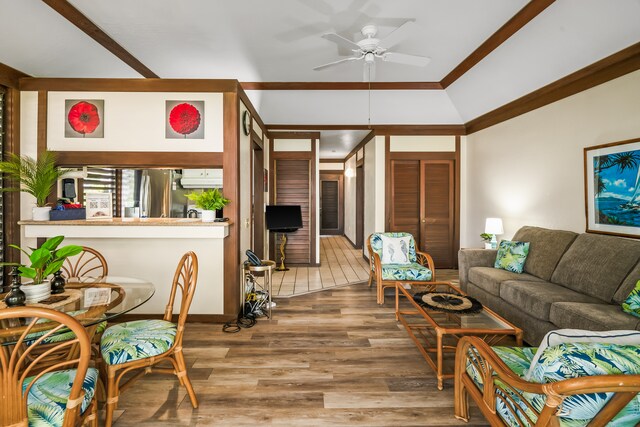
[1, 235, 83, 302]
[0, 151, 69, 221]
[480, 233, 493, 249]
[186, 188, 229, 222]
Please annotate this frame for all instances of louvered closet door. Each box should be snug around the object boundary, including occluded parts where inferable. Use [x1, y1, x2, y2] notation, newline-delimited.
[389, 160, 421, 239]
[420, 160, 455, 268]
[321, 181, 339, 231]
[275, 159, 311, 264]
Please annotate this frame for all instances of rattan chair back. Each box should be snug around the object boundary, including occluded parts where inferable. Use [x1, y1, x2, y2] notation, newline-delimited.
[164, 251, 198, 344]
[0, 307, 92, 427]
[61, 246, 108, 281]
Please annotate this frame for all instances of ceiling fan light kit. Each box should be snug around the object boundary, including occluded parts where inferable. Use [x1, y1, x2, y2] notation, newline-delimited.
[314, 21, 431, 82]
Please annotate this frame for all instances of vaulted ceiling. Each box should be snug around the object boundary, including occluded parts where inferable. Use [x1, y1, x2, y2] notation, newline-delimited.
[1, 0, 639, 158]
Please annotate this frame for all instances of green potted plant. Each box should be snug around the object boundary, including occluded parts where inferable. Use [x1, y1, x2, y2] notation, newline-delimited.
[0, 151, 70, 221]
[1, 235, 83, 302]
[186, 188, 230, 222]
[480, 233, 493, 249]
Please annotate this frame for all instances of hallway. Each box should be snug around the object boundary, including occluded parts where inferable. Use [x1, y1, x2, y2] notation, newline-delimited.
[272, 236, 370, 297]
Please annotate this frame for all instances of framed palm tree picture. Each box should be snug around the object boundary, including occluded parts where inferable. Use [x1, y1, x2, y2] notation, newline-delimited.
[584, 137, 640, 238]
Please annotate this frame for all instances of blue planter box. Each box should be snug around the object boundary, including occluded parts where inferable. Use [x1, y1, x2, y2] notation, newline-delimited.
[49, 208, 86, 221]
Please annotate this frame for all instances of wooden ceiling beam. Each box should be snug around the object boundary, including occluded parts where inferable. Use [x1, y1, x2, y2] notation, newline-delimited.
[0, 62, 30, 89]
[267, 124, 466, 135]
[440, 0, 556, 88]
[241, 82, 442, 90]
[42, 0, 159, 78]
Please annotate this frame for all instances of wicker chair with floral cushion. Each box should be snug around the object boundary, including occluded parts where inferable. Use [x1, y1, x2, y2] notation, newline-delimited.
[100, 251, 199, 427]
[454, 336, 640, 426]
[366, 232, 436, 304]
[0, 307, 98, 427]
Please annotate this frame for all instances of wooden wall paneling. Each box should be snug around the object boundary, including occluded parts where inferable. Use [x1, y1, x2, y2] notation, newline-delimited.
[389, 160, 421, 240]
[19, 78, 238, 93]
[420, 160, 455, 269]
[223, 91, 241, 317]
[42, 0, 159, 78]
[319, 171, 344, 235]
[3, 88, 20, 288]
[53, 151, 224, 168]
[37, 91, 57, 206]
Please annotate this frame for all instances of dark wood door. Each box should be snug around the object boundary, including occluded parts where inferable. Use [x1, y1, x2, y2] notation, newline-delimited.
[320, 172, 343, 235]
[274, 159, 310, 264]
[420, 160, 455, 268]
[355, 165, 364, 248]
[252, 146, 264, 258]
[389, 160, 421, 239]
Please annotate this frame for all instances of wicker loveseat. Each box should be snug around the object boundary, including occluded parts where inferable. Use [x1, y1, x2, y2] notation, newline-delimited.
[455, 336, 640, 426]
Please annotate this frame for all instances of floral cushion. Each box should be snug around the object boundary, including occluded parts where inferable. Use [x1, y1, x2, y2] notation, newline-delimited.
[101, 319, 176, 365]
[24, 368, 98, 427]
[622, 280, 640, 318]
[467, 344, 640, 426]
[494, 240, 530, 274]
[370, 233, 417, 264]
[25, 311, 107, 345]
[381, 263, 432, 281]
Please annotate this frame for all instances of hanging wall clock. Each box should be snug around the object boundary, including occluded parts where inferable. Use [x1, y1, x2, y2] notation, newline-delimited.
[242, 110, 251, 136]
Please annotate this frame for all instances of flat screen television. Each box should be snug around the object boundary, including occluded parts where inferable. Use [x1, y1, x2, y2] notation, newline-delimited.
[265, 205, 303, 232]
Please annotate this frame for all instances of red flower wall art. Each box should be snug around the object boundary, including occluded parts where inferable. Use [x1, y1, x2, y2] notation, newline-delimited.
[65, 100, 104, 138]
[166, 101, 205, 139]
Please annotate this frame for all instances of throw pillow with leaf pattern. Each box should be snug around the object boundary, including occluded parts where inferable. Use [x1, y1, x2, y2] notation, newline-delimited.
[494, 240, 530, 274]
[622, 280, 640, 318]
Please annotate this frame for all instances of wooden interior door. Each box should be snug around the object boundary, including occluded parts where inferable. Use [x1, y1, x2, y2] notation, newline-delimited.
[389, 160, 421, 239]
[273, 159, 311, 264]
[420, 160, 455, 268]
[355, 165, 364, 248]
[320, 172, 343, 235]
[252, 145, 264, 258]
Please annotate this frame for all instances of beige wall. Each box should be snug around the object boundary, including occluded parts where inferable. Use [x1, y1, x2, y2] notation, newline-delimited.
[363, 136, 386, 259]
[344, 155, 357, 244]
[461, 70, 640, 247]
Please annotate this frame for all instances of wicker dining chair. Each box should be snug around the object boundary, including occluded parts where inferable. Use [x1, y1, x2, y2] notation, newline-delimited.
[0, 307, 98, 427]
[100, 251, 199, 427]
[61, 246, 108, 282]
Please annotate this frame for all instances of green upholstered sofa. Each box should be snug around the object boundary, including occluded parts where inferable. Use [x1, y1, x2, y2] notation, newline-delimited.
[458, 226, 640, 345]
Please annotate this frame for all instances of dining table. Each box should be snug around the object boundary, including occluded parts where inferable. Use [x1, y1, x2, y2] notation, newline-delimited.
[0, 276, 155, 344]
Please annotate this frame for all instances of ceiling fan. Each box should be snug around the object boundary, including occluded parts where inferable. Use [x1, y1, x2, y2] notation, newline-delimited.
[313, 21, 430, 81]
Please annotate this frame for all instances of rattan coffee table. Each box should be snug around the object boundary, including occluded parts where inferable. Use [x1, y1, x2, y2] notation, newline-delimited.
[395, 281, 522, 390]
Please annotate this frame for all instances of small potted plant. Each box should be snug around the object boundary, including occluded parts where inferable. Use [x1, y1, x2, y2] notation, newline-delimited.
[1, 235, 83, 302]
[480, 233, 493, 249]
[186, 188, 230, 222]
[0, 151, 70, 221]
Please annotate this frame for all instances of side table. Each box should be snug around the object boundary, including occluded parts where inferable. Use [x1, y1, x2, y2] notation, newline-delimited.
[242, 260, 275, 318]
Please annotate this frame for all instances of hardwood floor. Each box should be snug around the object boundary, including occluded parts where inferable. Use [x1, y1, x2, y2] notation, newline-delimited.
[105, 278, 488, 426]
[273, 236, 371, 297]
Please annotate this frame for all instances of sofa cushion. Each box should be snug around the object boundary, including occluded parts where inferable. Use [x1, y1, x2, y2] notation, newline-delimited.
[622, 280, 640, 318]
[512, 226, 578, 281]
[549, 302, 640, 331]
[500, 281, 600, 322]
[381, 263, 432, 281]
[613, 261, 640, 304]
[551, 233, 640, 301]
[468, 267, 544, 297]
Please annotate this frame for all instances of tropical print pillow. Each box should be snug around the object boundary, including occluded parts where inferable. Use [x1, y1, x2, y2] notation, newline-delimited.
[494, 240, 530, 274]
[622, 280, 640, 318]
[369, 232, 417, 264]
[380, 235, 411, 265]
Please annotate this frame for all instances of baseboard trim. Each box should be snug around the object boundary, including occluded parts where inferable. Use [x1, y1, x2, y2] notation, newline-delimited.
[345, 234, 358, 249]
[117, 313, 237, 323]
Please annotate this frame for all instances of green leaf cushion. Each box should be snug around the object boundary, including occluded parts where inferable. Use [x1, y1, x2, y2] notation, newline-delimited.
[101, 319, 176, 365]
[465, 346, 537, 390]
[25, 311, 107, 346]
[370, 232, 417, 264]
[622, 280, 640, 318]
[381, 263, 432, 281]
[23, 368, 98, 427]
[494, 240, 530, 274]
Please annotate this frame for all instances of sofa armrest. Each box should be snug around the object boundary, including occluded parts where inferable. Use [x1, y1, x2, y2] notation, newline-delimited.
[458, 249, 497, 291]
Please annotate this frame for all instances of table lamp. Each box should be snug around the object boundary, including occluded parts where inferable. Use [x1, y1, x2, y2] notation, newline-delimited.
[485, 218, 504, 249]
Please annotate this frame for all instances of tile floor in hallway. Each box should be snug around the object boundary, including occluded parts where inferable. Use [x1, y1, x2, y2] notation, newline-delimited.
[272, 236, 371, 297]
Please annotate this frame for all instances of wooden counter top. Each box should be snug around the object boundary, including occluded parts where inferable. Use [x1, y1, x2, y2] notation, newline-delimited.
[19, 218, 231, 227]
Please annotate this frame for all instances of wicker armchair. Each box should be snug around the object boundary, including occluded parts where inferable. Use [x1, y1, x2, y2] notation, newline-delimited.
[366, 232, 435, 304]
[454, 336, 640, 426]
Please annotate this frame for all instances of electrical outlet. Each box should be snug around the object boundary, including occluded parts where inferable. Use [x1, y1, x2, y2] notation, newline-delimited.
[243, 218, 251, 228]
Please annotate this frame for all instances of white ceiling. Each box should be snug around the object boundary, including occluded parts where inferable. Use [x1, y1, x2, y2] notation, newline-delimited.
[315, 130, 372, 159]
[1, 0, 639, 158]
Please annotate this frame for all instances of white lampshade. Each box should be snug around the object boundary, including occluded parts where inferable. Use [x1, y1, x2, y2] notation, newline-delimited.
[485, 218, 504, 235]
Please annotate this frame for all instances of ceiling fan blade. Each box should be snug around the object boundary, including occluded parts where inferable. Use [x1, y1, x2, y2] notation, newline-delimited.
[377, 20, 416, 49]
[363, 61, 376, 82]
[321, 32, 360, 51]
[382, 52, 431, 67]
[314, 56, 362, 71]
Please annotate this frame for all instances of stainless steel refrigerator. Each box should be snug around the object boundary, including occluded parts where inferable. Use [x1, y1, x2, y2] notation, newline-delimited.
[131, 169, 190, 218]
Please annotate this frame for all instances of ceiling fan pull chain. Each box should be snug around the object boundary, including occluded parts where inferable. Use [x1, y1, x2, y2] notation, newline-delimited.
[368, 71, 371, 129]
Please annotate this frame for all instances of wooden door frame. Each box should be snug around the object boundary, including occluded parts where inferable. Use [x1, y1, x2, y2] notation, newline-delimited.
[250, 133, 265, 258]
[355, 160, 365, 248]
[319, 171, 344, 235]
[385, 137, 461, 267]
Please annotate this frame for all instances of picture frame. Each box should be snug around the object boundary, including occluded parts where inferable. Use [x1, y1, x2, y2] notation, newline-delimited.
[584, 137, 640, 238]
[85, 192, 113, 220]
[65, 99, 104, 138]
[165, 100, 205, 139]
